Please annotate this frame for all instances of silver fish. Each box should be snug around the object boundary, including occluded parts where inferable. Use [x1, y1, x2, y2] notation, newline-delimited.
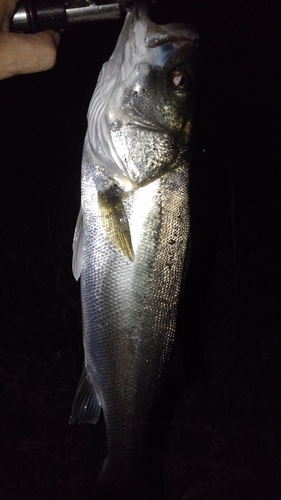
[70, 4, 198, 499]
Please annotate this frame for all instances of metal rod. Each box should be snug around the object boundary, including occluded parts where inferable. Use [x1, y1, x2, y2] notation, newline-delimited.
[66, 3, 121, 23]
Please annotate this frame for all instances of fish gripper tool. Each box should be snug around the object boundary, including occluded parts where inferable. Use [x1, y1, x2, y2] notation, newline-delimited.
[11, 0, 123, 33]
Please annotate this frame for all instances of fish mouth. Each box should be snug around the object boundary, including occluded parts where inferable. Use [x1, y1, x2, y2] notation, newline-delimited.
[145, 23, 199, 49]
[130, 1, 198, 49]
[126, 0, 198, 47]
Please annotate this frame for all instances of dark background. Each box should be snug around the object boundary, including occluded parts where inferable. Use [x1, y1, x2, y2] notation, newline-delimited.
[1, 0, 281, 498]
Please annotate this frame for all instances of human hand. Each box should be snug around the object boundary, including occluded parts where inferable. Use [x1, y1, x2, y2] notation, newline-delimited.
[0, 0, 60, 80]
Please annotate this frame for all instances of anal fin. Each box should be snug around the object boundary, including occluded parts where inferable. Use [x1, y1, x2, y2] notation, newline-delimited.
[69, 367, 101, 425]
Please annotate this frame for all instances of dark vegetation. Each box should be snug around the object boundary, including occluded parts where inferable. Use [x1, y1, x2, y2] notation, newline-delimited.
[0, 0, 281, 498]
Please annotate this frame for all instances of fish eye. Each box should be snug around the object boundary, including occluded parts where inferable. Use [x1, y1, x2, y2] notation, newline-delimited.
[170, 70, 191, 93]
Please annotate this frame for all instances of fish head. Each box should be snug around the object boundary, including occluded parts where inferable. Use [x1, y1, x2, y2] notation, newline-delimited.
[87, 5, 199, 188]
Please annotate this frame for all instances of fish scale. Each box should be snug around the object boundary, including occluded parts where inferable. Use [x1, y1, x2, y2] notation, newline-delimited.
[70, 4, 198, 498]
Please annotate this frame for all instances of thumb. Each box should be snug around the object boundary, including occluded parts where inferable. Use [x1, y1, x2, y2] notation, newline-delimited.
[0, 30, 60, 79]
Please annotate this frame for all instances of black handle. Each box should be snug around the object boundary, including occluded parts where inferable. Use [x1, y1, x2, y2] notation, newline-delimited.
[11, 0, 68, 32]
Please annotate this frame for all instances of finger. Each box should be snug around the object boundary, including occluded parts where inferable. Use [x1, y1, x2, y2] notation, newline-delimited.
[0, 0, 18, 31]
[0, 30, 60, 79]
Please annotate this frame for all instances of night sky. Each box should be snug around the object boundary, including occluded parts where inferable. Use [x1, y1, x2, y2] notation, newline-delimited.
[1, 1, 281, 498]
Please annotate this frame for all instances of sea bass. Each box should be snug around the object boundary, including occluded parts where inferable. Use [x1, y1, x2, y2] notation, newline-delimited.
[70, 4, 198, 499]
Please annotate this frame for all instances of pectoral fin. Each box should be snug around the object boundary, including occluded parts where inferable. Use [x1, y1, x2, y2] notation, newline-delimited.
[98, 186, 134, 261]
[72, 207, 84, 281]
